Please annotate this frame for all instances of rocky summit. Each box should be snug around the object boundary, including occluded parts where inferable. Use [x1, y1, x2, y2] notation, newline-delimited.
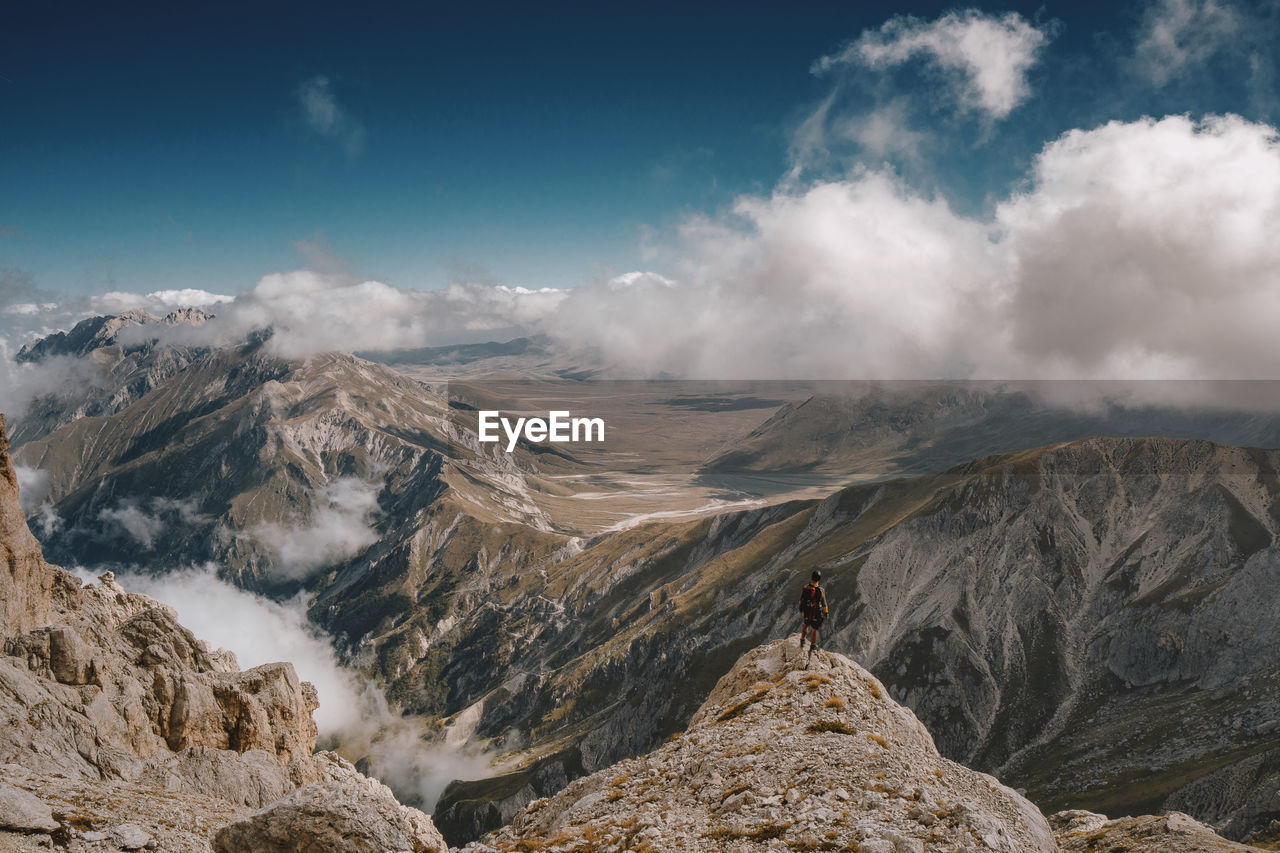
[465, 637, 1258, 853]
[0, 414, 447, 853]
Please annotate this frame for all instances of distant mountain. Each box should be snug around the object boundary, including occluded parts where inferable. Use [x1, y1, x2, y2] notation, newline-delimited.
[11, 308, 214, 447]
[700, 384, 1280, 480]
[358, 336, 549, 367]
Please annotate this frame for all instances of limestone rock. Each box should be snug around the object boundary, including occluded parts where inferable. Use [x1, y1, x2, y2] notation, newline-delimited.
[0, 416, 447, 851]
[212, 763, 447, 853]
[0, 780, 58, 832]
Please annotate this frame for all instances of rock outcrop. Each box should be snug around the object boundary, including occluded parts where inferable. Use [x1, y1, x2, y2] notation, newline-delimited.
[0, 413, 446, 852]
[468, 638, 1058, 853]
[465, 638, 1261, 853]
[213, 754, 446, 853]
[0, 413, 56, 635]
[1051, 809, 1265, 852]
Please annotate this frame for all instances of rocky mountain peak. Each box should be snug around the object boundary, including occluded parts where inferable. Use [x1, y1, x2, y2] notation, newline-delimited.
[465, 636, 1266, 853]
[468, 637, 1058, 853]
[15, 306, 212, 363]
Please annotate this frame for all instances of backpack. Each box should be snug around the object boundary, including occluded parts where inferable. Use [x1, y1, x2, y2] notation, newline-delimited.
[801, 583, 825, 623]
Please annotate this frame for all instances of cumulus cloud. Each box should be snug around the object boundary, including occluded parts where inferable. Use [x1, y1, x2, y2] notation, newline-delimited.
[1133, 0, 1245, 86]
[13, 464, 60, 535]
[0, 349, 107, 422]
[100, 503, 165, 549]
[11, 115, 1280, 384]
[248, 478, 382, 580]
[997, 114, 1280, 377]
[298, 75, 366, 156]
[548, 114, 1280, 381]
[814, 10, 1051, 119]
[834, 101, 928, 164]
[102, 565, 492, 809]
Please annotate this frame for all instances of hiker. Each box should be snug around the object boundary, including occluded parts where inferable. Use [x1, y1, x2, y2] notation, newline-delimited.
[798, 569, 828, 666]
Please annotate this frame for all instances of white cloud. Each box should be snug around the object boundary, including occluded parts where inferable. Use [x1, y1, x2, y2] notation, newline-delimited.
[835, 101, 928, 163]
[3, 302, 58, 316]
[13, 463, 48, 512]
[248, 478, 382, 580]
[298, 75, 366, 157]
[996, 114, 1280, 377]
[546, 114, 1280, 381]
[91, 289, 234, 314]
[136, 271, 565, 358]
[606, 271, 676, 290]
[98, 497, 210, 550]
[100, 502, 165, 549]
[815, 10, 1051, 119]
[1133, 0, 1244, 86]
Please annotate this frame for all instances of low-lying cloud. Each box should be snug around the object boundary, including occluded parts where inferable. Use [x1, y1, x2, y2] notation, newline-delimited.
[247, 477, 382, 580]
[99, 497, 209, 550]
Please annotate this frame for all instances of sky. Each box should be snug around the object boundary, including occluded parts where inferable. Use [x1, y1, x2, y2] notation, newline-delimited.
[3, 0, 1280, 380]
[2, 0, 1272, 296]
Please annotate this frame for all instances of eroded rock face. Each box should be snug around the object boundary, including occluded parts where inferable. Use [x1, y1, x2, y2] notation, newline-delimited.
[0, 413, 447, 851]
[0, 414, 60, 636]
[467, 638, 1059, 853]
[212, 754, 447, 853]
[0, 567, 323, 804]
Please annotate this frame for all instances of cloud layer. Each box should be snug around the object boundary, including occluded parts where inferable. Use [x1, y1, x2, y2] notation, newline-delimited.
[247, 478, 382, 580]
[9, 113, 1280, 384]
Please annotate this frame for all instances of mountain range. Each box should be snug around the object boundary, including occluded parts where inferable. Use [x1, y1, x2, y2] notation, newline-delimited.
[6, 310, 1280, 849]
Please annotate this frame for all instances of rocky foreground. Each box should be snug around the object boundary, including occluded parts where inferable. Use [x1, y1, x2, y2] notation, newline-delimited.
[465, 638, 1263, 853]
[0, 412, 446, 852]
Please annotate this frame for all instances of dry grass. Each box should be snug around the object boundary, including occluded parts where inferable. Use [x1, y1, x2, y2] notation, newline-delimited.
[718, 685, 772, 722]
[824, 695, 845, 709]
[807, 720, 858, 735]
[787, 838, 841, 851]
[701, 821, 794, 843]
[744, 822, 793, 841]
[866, 732, 889, 748]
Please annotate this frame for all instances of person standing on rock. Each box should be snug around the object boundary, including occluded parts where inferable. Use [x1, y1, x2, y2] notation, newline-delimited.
[798, 570, 828, 667]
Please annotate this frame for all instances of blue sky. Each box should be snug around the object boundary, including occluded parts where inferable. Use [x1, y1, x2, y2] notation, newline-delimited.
[4, 0, 1274, 299]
